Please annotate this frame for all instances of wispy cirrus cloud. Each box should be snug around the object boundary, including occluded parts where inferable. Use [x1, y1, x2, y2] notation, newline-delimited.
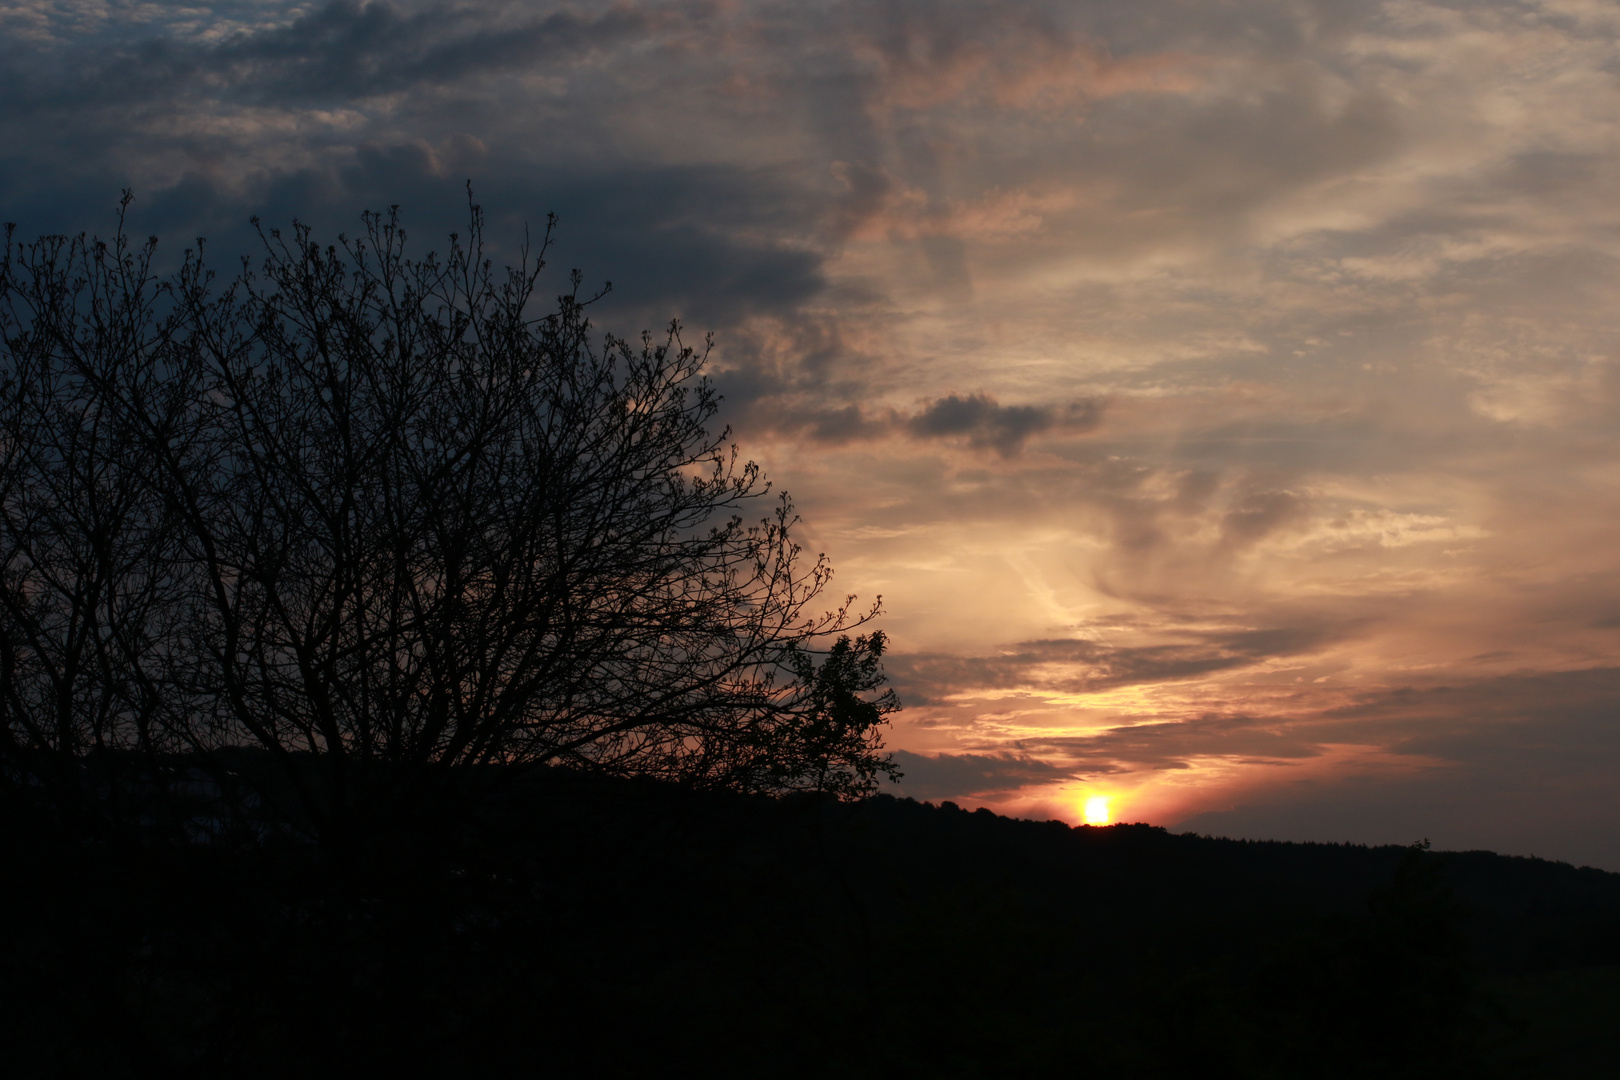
[888, 623, 1347, 705]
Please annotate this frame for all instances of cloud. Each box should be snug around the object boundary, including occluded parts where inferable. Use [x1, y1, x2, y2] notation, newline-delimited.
[1220, 489, 1307, 548]
[881, 749, 1079, 800]
[887, 623, 1345, 704]
[1, 0, 685, 109]
[735, 390, 1103, 455]
[908, 393, 1065, 455]
[9, 0, 1620, 866]
[210, 0, 665, 101]
[844, 1, 1197, 115]
[1168, 667, 1620, 868]
[1023, 711, 1331, 773]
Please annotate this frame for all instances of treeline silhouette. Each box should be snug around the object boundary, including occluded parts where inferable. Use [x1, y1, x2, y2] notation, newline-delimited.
[4, 760, 1616, 1078]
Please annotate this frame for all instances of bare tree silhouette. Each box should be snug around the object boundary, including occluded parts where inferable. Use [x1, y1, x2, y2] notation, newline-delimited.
[0, 193, 897, 845]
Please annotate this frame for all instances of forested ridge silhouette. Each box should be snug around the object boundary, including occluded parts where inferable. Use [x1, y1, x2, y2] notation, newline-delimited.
[4, 761, 1618, 1077]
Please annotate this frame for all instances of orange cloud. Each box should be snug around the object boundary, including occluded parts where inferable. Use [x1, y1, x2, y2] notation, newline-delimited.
[834, 168, 1080, 243]
[848, 17, 1200, 114]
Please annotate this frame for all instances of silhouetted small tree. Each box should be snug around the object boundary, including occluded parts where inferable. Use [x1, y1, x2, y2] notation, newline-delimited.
[0, 193, 897, 845]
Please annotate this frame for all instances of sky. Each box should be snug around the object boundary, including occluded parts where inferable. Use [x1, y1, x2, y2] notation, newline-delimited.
[6, 0, 1620, 867]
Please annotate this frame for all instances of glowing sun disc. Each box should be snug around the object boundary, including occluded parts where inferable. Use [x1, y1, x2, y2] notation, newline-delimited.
[1083, 796, 1111, 825]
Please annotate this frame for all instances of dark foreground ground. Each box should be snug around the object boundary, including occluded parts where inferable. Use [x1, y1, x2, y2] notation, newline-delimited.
[4, 771, 1617, 1078]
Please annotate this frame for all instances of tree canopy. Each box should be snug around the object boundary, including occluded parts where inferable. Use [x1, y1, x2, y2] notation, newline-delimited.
[0, 195, 897, 842]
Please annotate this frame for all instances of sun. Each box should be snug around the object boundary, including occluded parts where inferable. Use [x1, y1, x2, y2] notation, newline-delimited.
[1083, 796, 1111, 825]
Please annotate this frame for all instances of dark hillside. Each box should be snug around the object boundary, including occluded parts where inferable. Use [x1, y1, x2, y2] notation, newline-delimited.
[3, 770, 1616, 1078]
